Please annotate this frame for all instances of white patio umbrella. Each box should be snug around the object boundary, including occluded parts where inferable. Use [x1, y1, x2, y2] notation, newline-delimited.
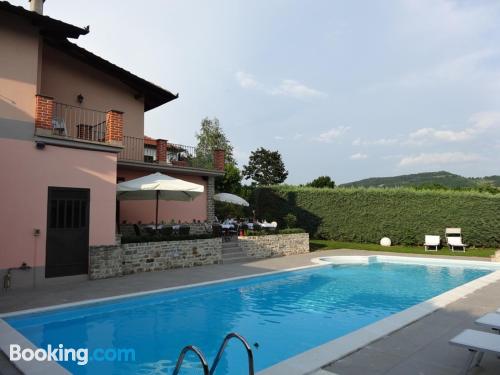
[213, 193, 249, 207]
[117, 172, 204, 229]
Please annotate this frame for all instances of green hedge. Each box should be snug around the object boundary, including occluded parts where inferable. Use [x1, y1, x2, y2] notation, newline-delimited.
[121, 233, 216, 244]
[245, 228, 305, 236]
[254, 186, 500, 247]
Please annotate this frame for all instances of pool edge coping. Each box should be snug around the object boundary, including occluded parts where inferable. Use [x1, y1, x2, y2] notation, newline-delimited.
[0, 262, 324, 374]
[1, 255, 499, 374]
[257, 255, 500, 375]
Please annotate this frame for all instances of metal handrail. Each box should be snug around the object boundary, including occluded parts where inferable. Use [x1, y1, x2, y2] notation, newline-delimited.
[209, 332, 255, 375]
[172, 345, 210, 375]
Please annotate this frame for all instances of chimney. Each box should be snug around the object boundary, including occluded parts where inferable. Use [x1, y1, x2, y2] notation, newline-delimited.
[29, 0, 45, 14]
[213, 149, 225, 171]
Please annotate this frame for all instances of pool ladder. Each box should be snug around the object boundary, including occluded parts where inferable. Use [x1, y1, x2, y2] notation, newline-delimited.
[172, 332, 255, 375]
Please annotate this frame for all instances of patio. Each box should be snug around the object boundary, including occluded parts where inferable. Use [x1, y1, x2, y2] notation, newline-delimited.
[1, 249, 499, 374]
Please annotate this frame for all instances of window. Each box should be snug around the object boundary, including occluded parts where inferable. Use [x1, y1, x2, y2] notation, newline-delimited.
[49, 199, 87, 229]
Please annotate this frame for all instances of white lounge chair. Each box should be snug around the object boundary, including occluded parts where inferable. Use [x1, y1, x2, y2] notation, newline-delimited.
[445, 228, 467, 252]
[424, 235, 440, 251]
[476, 312, 500, 333]
[448, 236, 467, 252]
[449, 329, 500, 374]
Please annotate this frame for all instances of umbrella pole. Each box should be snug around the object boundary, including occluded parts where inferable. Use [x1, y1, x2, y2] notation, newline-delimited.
[155, 190, 159, 231]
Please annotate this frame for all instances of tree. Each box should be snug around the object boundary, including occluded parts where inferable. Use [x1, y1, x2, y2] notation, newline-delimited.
[195, 117, 235, 165]
[242, 147, 288, 185]
[307, 176, 335, 189]
[215, 164, 242, 194]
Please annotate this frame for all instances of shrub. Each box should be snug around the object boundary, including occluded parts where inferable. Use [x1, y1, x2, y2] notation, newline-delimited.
[179, 226, 190, 235]
[245, 228, 305, 236]
[121, 233, 215, 244]
[283, 213, 297, 228]
[246, 230, 267, 236]
[279, 228, 305, 234]
[254, 186, 500, 247]
[159, 226, 173, 236]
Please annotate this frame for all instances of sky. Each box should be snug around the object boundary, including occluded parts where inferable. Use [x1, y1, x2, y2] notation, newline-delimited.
[12, 0, 500, 184]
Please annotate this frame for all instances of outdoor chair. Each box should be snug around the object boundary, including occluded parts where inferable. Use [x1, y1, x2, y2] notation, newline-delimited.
[446, 228, 467, 252]
[229, 224, 239, 237]
[52, 118, 67, 136]
[159, 226, 173, 237]
[143, 227, 156, 235]
[449, 329, 500, 374]
[179, 226, 190, 236]
[424, 235, 440, 251]
[212, 224, 222, 238]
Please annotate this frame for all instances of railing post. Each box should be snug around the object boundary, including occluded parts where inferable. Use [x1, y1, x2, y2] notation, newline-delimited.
[213, 149, 225, 171]
[34, 95, 54, 134]
[105, 109, 123, 145]
[156, 139, 168, 164]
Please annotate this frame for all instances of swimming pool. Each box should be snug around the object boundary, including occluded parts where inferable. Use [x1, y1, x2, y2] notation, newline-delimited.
[3, 256, 499, 375]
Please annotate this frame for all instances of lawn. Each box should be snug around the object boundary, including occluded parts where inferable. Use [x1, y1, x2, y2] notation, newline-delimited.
[310, 240, 497, 258]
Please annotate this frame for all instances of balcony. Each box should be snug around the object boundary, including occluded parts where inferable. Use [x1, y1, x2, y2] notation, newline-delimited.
[118, 136, 223, 171]
[34, 95, 123, 146]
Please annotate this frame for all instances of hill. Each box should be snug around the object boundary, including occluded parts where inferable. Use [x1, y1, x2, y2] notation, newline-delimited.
[341, 171, 500, 189]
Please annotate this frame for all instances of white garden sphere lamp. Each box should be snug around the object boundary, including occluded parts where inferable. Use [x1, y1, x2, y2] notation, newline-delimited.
[380, 237, 391, 247]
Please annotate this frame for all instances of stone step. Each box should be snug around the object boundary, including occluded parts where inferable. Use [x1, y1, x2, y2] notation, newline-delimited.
[221, 253, 249, 261]
[222, 256, 255, 264]
[222, 242, 239, 248]
[222, 251, 246, 259]
[222, 249, 244, 256]
[221, 246, 241, 252]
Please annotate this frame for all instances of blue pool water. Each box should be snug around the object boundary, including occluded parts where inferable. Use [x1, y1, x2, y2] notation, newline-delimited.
[5, 261, 491, 374]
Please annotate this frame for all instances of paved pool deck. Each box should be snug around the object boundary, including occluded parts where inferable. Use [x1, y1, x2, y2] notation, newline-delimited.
[1, 249, 499, 375]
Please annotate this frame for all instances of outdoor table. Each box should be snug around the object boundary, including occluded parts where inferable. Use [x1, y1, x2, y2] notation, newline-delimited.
[143, 224, 165, 230]
[260, 222, 275, 228]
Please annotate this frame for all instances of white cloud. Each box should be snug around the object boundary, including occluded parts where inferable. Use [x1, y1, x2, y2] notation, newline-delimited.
[293, 133, 303, 140]
[352, 137, 399, 146]
[396, 49, 498, 88]
[235, 71, 260, 89]
[470, 111, 500, 131]
[408, 127, 472, 143]
[235, 71, 325, 100]
[407, 111, 500, 144]
[400, 0, 497, 39]
[313, 126, 350, 143]
[274, 135, 285, 140]
[350, 153, 368, 160]
[362, 49, 500, 94]
[271, 79, 326, 99]
[398, 152, 483, 167]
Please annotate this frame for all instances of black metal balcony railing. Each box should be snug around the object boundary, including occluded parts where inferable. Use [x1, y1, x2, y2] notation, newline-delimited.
[51, 102, 107, 142]
[118, 136, 214, 169]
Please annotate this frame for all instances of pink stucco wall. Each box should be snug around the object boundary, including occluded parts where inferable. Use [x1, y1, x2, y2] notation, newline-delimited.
[0, 139, 117, 269]
[41, 45, 145, 139]
[0, 17, 39, 122]
[118, 168, 208, 224]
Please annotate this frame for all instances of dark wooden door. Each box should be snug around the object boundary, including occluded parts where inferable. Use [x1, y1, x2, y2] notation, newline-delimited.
[46, 187, 90, 278]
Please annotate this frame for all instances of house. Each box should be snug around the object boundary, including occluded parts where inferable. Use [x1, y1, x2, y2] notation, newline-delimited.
[0, 0, 224, 288]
